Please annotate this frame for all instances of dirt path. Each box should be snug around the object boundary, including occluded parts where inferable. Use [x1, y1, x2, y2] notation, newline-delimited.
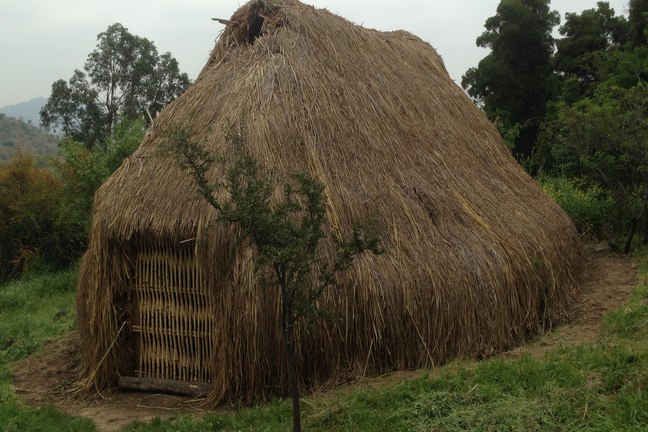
[11, 332, 210, 431]
[498, 251, 638, 360]
[10, 251, 639, 432]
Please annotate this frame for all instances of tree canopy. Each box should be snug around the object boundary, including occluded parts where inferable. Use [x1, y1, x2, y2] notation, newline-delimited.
[40, 23, 191, 149]
[462, 0, 559, 159]
[538, 1, 648, 249]
[554, 1, 628, 94]
[629, 0, 648, 46]
[463, 0, 648, 249]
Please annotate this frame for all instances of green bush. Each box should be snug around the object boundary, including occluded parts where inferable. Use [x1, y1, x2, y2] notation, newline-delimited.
[0, 149, 87, 281]
[0, 117, 144, 282]
[539, 177, 616, 237]
[54, 115, 145, 232]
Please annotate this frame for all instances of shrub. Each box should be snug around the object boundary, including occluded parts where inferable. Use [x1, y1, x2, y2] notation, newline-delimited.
[53, 115, 145, 230]
[0, 149, 86, 281]
[0, 117, 144, 281]
[539, 177, 616, 237]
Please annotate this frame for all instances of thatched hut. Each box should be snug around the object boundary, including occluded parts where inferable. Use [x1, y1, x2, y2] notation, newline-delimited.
[76, 0, 583, 404]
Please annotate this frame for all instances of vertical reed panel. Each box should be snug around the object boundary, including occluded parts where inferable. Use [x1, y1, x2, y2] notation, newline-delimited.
[131, 239, 212, 384]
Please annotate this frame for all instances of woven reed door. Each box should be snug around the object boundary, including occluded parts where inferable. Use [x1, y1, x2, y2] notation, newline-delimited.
[132, 241, 214, 384]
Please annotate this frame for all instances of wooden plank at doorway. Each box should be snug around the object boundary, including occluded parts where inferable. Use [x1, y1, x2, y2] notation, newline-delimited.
[118, 376, 211, 397]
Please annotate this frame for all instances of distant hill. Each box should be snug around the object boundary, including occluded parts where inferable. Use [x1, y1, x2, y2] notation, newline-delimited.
[0, 113, 59, 164]
[0, 97, 48, 127]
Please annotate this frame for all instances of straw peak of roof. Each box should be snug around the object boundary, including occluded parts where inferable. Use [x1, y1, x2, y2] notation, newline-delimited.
[97, 0, 514, 240]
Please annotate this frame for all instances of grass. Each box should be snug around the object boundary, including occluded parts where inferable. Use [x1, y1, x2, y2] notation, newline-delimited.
[2, 253, 648, 431]
[0, 267, 97, 432]
[120, 337, 648, 431]
[0, 269, 78, 363]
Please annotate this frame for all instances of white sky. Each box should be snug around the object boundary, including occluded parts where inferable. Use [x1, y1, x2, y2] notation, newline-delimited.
[0, 0, 630, 108]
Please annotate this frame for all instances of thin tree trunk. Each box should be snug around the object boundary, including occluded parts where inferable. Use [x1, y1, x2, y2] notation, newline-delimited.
[625, 186, 648, 253]
[281, 294, 302, 432]
[624, 218, 638, 254]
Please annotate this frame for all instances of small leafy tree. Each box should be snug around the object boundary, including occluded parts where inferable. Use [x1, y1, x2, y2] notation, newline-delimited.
[162, 126, 383, 432]
[462, 0, 560, 160]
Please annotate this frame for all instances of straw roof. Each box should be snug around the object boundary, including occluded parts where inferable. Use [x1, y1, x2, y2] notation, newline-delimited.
[76, 0, 583, 405]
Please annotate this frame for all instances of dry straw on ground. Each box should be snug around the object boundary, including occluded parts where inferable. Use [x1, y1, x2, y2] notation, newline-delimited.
[76, 0, 584, 405]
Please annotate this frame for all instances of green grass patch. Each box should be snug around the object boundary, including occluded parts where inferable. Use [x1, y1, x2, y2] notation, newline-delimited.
[0, 267, 93, 431]
[118, 337, 648, 431]
[1, 400, 96, 432]
[296, 346, 647, 431]
[0, 269, 78, 363]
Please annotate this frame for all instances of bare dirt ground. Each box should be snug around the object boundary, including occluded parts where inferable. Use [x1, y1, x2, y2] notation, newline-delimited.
[498, 249, 639, 360]
[10, 250, 640, 432]
[11, 332, 211, 431]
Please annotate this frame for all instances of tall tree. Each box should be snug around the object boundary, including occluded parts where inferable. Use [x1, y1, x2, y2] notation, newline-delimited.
[554, 1, 629, 96]
[40, 23, 191, 149]
[462, 0, 559, 160]
[629, 0, 648, 46]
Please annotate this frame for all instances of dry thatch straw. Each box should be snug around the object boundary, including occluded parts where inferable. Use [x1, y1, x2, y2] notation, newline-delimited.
[76, 0, 584, 405]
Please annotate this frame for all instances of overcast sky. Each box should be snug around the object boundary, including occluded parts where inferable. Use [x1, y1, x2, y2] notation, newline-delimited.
[0, 0, 630, 109]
